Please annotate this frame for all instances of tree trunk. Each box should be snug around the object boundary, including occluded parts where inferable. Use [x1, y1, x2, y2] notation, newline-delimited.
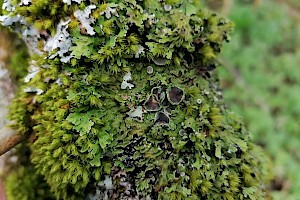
[1, 1, 272, 199]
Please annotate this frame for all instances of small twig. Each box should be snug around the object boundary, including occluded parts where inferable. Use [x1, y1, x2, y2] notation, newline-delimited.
[0, 127, 26, 156]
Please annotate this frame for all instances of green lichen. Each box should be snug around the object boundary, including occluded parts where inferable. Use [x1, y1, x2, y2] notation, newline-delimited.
[3, 0, 272, 199]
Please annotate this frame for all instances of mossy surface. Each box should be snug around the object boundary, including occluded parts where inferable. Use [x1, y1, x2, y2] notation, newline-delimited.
[5, 165, 54, 200]
[3, 144, 54, 200]
[1, 0, 272, 199]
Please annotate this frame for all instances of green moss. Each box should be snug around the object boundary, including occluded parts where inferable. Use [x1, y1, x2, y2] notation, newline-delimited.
[4, 0, 272, 199]
[7, 45, 29, 82]
[0, 0, 3, 16]
[5, 165, 54, 200]
[3, 143, 54, 200]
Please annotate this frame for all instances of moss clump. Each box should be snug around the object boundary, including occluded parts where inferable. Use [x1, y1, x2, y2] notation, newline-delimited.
[2, 143, 54, 200]
[6, 44, 29, 82]
[5, 165, 53, 200]
[2, 0, 272, 199]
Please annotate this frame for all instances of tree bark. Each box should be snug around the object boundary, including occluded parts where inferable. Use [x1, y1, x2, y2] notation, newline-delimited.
[0, 178, 6, 200]
[0, 127, 24, 156]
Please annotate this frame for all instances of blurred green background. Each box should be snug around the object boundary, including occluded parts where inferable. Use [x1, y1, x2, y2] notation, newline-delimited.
[207, 0, 300, 199]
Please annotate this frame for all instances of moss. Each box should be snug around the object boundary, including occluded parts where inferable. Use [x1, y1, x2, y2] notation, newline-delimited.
[3, 143, 54, 200]
[0, 0, 3, 16]
[6, 44, 29, 82]
[5, 165, 54, 200]
[3, 0, 272, 199]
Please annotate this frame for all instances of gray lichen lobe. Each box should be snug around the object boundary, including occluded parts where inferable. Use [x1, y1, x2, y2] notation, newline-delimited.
[74, 5, 96, 36]
[121, 72, 135, 90]
[24, 61, 39, 83]
[44, 19, 73, 62]
[100, 5, 119, 19]
[2, 0, 15, 12]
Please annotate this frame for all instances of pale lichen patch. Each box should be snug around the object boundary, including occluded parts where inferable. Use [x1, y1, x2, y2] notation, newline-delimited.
[74, 5, 96, 36]
[44, 19, 72, 62]
[20, 0, 31, 6]
[127, 106, 146, 122]
[100, 5, 119, 19]
[2, 0, 15, 12]
[23, 87, 43, 95]
[24, 61, 39, 83]
[121, 72, 134, 90]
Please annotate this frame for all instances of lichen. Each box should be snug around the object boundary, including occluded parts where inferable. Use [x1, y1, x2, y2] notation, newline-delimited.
[74, 5, 96, 36]
[2, 0, 272, 199]
[44, 19, 73, 62]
